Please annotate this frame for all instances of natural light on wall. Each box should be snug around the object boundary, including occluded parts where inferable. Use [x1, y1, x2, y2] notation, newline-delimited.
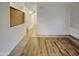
[27, 4, 37, 37]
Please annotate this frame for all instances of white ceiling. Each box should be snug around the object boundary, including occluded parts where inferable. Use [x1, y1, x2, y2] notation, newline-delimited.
[11, 2, 79, 8]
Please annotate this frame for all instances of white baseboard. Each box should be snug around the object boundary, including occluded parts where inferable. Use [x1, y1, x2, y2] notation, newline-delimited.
[8, 35, 29, 56]
[67, 35, 79, 45]
[37, 35, 79, 45]
[37, 35, 69, 38]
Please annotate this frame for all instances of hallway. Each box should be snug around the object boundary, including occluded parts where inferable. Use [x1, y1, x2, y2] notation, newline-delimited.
[0, 2, 79, 56]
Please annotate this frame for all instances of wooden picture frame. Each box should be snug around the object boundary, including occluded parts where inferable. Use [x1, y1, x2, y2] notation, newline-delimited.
[10, 7, 24, 27]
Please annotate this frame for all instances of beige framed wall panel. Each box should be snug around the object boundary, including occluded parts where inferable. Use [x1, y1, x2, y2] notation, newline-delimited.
[10, 7, 24, 27]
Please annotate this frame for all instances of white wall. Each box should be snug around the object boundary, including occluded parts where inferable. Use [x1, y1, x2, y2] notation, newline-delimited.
[0, 2, 27, 55]
[70, 3, 79, 39]
[37, 3, 70, 35]
[0, 2, 79, 55]
[27, 4, 37, 30]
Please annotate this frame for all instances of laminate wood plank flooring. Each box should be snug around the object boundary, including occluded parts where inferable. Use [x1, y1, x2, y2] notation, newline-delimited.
[20, 37, 79, 56]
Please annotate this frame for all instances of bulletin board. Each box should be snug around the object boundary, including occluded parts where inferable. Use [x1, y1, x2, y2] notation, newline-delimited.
[10, 7, 24, 27]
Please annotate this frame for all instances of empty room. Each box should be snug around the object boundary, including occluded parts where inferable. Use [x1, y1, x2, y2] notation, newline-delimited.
[0, 2, 79, 56]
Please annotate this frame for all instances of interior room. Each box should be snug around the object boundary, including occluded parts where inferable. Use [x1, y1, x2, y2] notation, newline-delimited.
[0, 2, 79, 56]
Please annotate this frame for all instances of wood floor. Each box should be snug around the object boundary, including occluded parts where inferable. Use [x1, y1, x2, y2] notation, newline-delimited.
[20, 37, 79, 56]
